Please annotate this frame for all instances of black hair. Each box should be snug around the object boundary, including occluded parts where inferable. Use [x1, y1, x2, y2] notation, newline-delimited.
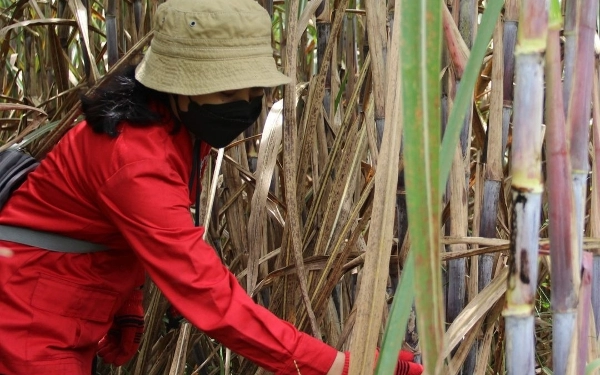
[81, 65, 179, 136]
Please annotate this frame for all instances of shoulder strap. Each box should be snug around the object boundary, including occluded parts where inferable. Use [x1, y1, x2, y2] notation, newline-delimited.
[0, 225, 108, 253]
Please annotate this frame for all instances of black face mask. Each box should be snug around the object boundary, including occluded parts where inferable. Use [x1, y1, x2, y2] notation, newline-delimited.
[176, 95, 263, 148]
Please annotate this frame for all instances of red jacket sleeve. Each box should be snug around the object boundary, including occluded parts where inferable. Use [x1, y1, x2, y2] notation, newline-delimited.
[96, 159, 337, 374]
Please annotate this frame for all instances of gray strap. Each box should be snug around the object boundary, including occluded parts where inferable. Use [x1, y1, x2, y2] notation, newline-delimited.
[0, 225, 108, 253]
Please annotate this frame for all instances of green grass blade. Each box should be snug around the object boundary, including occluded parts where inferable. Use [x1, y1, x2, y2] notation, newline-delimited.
[375, 252, 416, 374]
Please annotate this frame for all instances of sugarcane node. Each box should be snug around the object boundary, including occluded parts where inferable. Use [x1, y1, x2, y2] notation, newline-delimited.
[514, 38, 547, 55]
[502, 304, 534, 317]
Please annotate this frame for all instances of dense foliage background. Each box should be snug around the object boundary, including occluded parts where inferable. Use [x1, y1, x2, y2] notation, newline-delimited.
[2, 0, 600, 374]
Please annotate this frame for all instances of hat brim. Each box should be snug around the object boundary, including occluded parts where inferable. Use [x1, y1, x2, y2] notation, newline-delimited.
[135, 47, 292, 96]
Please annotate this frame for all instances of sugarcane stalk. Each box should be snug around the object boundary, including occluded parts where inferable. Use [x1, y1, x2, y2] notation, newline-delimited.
[504, 1, 546, 374]
[565, 1, 599, 351]
[441, 3, 470, 334]
[591, 62, 600, 337]
[471, 15, 504, 375]
[545, 2, 581, 372]
[562, 0, 577, 114]
[446, 0, 474, 338]
[106, 0, 117, 67]
[567, 0, 597, 257]
[133, 0, 142, 34]
[480, 0, 518, 292]
[501, 0, 518, 151]
[577, 252, 593, 374]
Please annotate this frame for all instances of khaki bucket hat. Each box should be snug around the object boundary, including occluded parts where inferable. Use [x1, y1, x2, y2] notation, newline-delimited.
[135, 0, 291, 96]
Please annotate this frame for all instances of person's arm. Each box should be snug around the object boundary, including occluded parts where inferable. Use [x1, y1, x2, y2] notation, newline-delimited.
[97, 159, 338, 374]
[326, 352, 346, 375]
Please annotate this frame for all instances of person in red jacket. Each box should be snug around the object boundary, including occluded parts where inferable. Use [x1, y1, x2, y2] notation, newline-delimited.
[0, 0, 423, 374]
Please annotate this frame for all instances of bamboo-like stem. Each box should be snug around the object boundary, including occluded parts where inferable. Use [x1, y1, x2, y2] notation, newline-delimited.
[447, 145, 468, 324]
[446, 0, 474, 332]
[133, 0, 142, 34]
[577, 252, 593, 374]
[480, 0, 518, 290]
[545, 3, 580, 372]
[504, 0, 546, 374]
[565, 0, 598, 368]
[106, 0, 117, 66]
[566, 0, 597, 262]
[478, 15, 504, 286]
[501, 0, 518, 149]
[505, 193, 541, 375]
[562, 0, 577, 114]
[458, 0, 477, 49]
[473, 15, 503, 374]
[591, 64, 600, 336]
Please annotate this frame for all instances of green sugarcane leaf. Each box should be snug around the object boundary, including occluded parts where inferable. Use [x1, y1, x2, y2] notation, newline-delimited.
[375, 252, 416, 374]
[586, 358, 600, 375]
[384, 0, 444, 373]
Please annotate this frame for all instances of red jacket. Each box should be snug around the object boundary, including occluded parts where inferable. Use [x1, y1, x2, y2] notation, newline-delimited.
[0, 117, 337, 374]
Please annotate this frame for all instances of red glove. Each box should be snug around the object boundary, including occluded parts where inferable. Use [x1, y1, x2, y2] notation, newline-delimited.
[341, 350, 424, 375]
[393, 350, 423, 375]
[97, 288, 144, 366]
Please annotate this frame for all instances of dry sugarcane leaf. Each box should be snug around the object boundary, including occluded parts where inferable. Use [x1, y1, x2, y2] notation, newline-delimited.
[349, 20, 405, 375]
[441, 1, 470, 79]
[67, 0, 100, 83]
[47, 26, 70, 96]
[444, 267, 508, 357]
[0, 113, 47, 152]
[31, 31, 154, 158]
[281, 0, 322, 338]
[247, 99, 284, 292]
[0, 18, 77, 40]
[222, 147, 250, 261]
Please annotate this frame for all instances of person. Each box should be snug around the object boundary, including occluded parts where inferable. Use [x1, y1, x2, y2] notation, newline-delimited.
[0, 0, 424, 374]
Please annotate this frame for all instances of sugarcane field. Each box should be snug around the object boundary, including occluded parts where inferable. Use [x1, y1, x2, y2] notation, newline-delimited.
[2, 0, 600, 374]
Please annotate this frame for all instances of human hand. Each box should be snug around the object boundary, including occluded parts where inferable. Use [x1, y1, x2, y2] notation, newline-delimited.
[97, 288, 144, 366]
[0, 247, 12, 257]
[339, 349, 424, 375]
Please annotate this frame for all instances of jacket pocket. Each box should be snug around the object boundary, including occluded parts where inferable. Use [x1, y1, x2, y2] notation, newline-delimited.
[31, 273, 119, 323]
